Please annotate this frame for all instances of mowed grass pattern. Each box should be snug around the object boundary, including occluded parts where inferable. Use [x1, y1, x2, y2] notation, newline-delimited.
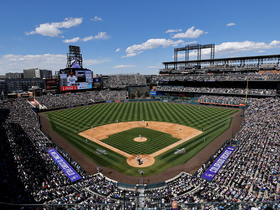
[46, 102, 237, 131]
[45, 101, 238, 177]
[102, 127, 180, 154]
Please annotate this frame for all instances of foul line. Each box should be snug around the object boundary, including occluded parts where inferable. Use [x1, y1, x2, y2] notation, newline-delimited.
[147, 131, 202, 159]
[79, 133, 132, 158]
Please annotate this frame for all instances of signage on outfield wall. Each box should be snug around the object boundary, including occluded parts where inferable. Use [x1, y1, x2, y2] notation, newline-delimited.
[201, 146, 235, 181]
[47, 148, 81, 182]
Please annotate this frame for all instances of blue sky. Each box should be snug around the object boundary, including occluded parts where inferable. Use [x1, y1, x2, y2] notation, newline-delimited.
[1, 0, 280, 75]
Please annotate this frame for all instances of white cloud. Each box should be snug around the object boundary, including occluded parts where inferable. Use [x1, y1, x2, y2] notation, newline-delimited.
[0, 54, 111, 74]
[259, 50, 266, 53]
[113, 65, 136, 68]
[216, 40, 280, 53]
[82, 32, 110, 41]
[123, 38, 184, 58]
[226, 23, 236, 27]
[0, 54, 66, 74]
[181, 41, 198, 45]
[63, 37, 80, 43]
[115, 48, 121, 52]
[122, 51, 143, 58]
[90, 16, 102, 21]
[176, 40, 280, 59]
[62, 32, 110, 43]
[165, 29, 182, 33]
[172, 26, 205, 39]
[26, 17, 83, 37]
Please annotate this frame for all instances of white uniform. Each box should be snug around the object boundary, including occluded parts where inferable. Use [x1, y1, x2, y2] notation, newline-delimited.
[67, 75, 78, 86]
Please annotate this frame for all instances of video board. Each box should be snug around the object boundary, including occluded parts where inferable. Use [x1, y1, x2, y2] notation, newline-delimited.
[59, 69, 92, 91]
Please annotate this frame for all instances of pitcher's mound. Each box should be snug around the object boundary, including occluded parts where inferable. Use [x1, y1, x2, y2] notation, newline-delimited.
[134, 137, 147, 142]
[127, 155, 155, 167]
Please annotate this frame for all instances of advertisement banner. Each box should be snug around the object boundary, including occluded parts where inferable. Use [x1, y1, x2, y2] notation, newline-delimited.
[61, 86, 78, 91]
[93, 78, 101, 82]
[178, 93, 187, 97]
[45, 79, 57, 84]
[45, 79, 57, 90]
[201, 146, 235, 181]
[150, 91, 157, 95]
[47, 148, 81, 182]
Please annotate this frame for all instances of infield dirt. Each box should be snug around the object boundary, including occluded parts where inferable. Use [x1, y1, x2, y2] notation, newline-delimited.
[79, 121, 202, 167]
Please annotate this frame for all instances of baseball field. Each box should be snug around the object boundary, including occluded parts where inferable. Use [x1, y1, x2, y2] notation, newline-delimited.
[44, 101, 238, 177]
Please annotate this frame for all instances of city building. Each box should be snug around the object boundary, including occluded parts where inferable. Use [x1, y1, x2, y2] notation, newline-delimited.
[23, 68, 52, 79]
[5, 72, 23, 79]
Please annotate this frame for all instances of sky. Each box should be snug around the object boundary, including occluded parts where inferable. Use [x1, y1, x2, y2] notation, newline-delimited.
[1, 0, 280, 76]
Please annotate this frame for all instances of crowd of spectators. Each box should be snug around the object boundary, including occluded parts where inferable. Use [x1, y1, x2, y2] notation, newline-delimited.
[150, 72, 280, 83]
[0, 98, 140, 208]
[154, 86, 276, 96]
[144, 97, 280, 209]
[103, 74, 146, 88]
[35, 90, 128, 109]
[198, 95, 259, 104]
[1, 94, 280, 209]
[0, 98, 91, 204]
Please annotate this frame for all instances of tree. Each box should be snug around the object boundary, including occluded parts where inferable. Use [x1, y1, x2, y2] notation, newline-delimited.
[129, 93, 135, 99]
[144, 91, 149, 97]
[136, 90, 141, 98]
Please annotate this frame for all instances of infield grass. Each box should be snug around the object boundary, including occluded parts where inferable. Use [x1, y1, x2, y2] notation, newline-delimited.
[45, 101, 238, 177]
[101, 127, 180, 154]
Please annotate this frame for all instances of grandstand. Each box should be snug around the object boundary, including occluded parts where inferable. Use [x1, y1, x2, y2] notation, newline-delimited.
[1, 94, 280, 209]
[1, 46, 280, 209]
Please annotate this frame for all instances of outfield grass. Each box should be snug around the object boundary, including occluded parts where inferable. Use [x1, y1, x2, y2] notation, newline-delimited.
[45, 101, 238, 177]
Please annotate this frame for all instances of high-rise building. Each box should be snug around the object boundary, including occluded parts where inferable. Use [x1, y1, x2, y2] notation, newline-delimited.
[5, 72, 23, 79]
[23, 68, 52, 79]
